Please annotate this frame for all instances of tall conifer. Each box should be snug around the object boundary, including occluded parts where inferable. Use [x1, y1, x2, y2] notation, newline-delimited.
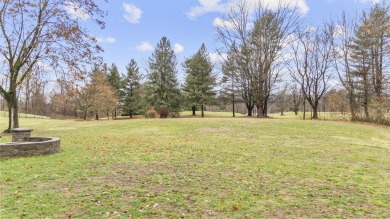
[183, 44, 217, 117]
[145, 37, 181, 116]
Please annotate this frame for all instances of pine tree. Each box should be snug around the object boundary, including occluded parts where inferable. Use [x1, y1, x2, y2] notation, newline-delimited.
[107, 63, 123, 118]
[350, 16, 372, 119]
[145, 37, 181, 116]
[123, 59, 143, 118]
[107, 63, 123, 91]
[367, 5, 390, 118]
[183, 44, 217, 117]
[349, 4, 390, 120]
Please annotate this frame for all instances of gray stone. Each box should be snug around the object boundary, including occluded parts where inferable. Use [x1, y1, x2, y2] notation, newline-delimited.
[0, 136, 60, 158]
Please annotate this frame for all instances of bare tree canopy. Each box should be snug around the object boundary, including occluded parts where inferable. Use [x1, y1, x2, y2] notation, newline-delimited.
[0, 0, 105, 131]
[216, 0, 300, 118]
[289, 24, 334, 119]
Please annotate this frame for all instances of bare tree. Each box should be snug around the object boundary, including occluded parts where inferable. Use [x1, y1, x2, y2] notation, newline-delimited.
[274, 84, 290, 116]
[216, 1, 300, 118]
[290, 84, 304, 115]
[331, 11, 359, 120]
[76, 70, 118, 120]
[50, 80, 77, 118]
[0, 0, 105, 131]
[290, 24, 334, 119]
[222, 45, 255, 116]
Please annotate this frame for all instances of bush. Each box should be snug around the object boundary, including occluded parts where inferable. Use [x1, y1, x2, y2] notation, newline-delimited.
[159, 107, 169, 118]
[170, 111, 181, 118]
[145, 108, 158, 119]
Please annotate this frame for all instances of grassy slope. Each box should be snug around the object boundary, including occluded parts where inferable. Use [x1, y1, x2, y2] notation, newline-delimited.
[0, 117, 389, 218]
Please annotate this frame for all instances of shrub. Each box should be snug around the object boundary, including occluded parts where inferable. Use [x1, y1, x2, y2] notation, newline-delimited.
[170, 111, 181, 118]
[145, 108, 158, 119]
[159, 107, 169, 118]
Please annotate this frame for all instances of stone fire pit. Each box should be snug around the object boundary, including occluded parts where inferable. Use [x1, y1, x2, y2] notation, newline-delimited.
[0, 128, 60, 158]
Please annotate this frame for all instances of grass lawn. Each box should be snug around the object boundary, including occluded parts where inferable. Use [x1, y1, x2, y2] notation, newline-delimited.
[0, 117, 389, 218]
[268, 112, 352, 121]
[180, 111, 246, 118]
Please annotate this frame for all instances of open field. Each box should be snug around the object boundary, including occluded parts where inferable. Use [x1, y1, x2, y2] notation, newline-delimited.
[268, 112, 351, 120]
[0, 117, 389, 218]
[180, 111, 246, 118]
[0, 111, 50, 119]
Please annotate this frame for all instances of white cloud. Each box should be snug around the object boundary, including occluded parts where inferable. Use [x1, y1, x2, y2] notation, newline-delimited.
[187, 0, 226, 19]
[359, 0, 380, 4]
[66, 2, 90, 20]
[188, 0, 309, 19]
[174, 43, 185, 54]
[333, 25, 345, 38]
[136, 42, 153, 52]
[305, 26, 316, 33]
[96, 37, 116, 44]
[231, 0, 309, 16]
[209, 52, 227, 65]
[123, 3, 142, 24]
[213, 17, 236, 28]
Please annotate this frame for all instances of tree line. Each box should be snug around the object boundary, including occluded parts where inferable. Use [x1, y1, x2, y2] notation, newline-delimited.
[217, 1, 390, 122]
[49, 37, 217, 120]
[1, 1, 389, 131]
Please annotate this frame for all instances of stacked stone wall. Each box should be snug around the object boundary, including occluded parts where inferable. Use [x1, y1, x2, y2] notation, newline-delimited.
[0, 137, 60, 158]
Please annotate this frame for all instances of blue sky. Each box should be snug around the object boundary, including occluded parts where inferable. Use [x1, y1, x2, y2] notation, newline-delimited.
[84, 0, 378, 79]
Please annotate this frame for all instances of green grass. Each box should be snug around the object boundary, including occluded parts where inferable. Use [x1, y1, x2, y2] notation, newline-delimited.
[268, 111, 352, 120]
[0, 117, 389, 218]
[0, 111, 50, 119]
[181, 111, 245, 117]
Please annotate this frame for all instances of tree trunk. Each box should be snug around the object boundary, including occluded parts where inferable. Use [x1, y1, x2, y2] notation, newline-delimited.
[303, 100, 306, 120]
[10, 92, 19, 129]
[263, 98, 268, 117]
[246, 102, 254, 117]
[6, 103, 12, 132]
[129, 110, 133, 118]
[95, 112, 99, 120]
[348, 91, 357, 121]
[312, 105, 318, 119]
[201, 105, 204, 118]
[363, 101, 369, 119]
[12, 106, 19, 127]
[192, 106, 196, 116]
[232, 102, 235, 117]
[363, 74, 370, 119]
[256, 105, 266, 118]
[280, 110, 284, 116]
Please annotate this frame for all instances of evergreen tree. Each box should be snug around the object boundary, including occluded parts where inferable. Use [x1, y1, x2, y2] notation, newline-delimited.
[183, 44, 217, 117]
[107, 63, 123, 91]
[350, 15, 372, 119]
[145, 37, 181, 116]
[349, 4, 390, 120]
[123, 59, 143, 118]
[107, 63, 123, 118]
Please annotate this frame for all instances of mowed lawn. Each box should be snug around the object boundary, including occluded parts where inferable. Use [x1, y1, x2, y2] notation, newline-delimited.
[0, 117, 389, 218]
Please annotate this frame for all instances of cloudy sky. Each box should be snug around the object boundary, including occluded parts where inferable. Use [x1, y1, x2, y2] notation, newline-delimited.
[85, 0, 379, 79]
